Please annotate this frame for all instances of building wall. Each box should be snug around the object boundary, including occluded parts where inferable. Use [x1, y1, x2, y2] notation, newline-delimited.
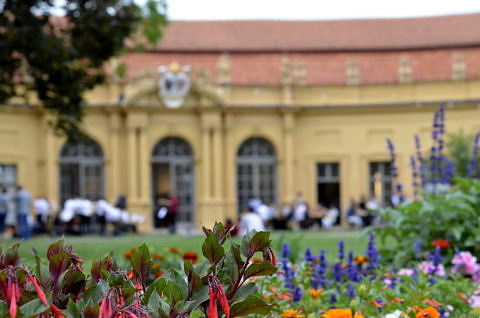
[1, 79, 480, 231]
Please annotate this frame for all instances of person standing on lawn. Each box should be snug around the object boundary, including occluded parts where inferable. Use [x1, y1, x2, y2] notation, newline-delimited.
[15, 185, 31, 239]
[168, 192, 179, 234]
[0, 186, 8, 234]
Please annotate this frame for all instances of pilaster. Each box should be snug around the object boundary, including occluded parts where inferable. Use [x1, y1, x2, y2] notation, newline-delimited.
[282, 111, 295, 202]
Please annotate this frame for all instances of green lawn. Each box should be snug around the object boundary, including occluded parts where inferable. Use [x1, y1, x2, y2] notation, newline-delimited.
[3, 229, 375, 265]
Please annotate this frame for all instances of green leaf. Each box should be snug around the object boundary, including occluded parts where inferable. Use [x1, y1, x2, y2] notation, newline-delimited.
[66, 298, 83, 318]
[231, 283, 258, 303]
[231, 243, 245, 270]
[46, 239, 65, 261]
[19, 298, 49, 317]
[163, 281, 183, 305]
[49, 251, 71, 285]
[243, 262, 277, 279]
[230, 295, 272, 317]
[184, 285, 210, 311]
[248, 231, 271, 256]
[62, 270, 86, 296]
[83, 280, 109, 305]
[164, 269, 188, 299]
[194, 261, 210, 277]
[131, 243, 152, 286]
[202, 234, 225, 264]
[145, 278, 167, 303]
[213, 222, 226, 240]
[147, 291, 169, 318]
[0, 300, 8, 317]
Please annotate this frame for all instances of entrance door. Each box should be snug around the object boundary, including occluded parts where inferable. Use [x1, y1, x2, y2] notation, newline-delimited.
[317, 163, 341, 224]
[59, 138, 104, 205]
[151, 137, 194, 226]
[236, 138, 277, 213]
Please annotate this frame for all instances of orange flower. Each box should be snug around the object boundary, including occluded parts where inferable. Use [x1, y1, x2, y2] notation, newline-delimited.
[169, 247, 181, 254]
[252, 257, 263, 263]
[415, 306, 440, 318]
[424, 299, 441, 307]
[354, 256, 369, 264]
[152, 263, 162, 270]
[432, 240, 450, 249]
[183, 251, 199, 264]
[308, 288, 323, 299]
[154, 271, 164, 278]
[269, 287, 279, 294]
[123, 248, 137, 259]
[323, 309, 354, 318]
[457, 292, 469, 303]
[371, 300, 385, 308]
[391, 297, 404, 303]
[152, 253, 164, 260]
[280, 309, 305, 318]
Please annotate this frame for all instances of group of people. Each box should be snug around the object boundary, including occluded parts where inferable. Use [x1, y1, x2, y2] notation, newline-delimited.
[346, 196, 381, 229]
[237, 192, 342, 235]
[0, 185, 145, 239]
[58, 195, 145, 236]
[0, 185, 32, 239]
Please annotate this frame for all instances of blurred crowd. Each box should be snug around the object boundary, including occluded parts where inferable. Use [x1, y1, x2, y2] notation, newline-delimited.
[236, 192, 383, 236]
[0, 185, 145, 239]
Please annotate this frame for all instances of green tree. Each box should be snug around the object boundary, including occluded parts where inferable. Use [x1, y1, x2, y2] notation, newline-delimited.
[446, 130, 476, 177]
[0, 0, 167, 140]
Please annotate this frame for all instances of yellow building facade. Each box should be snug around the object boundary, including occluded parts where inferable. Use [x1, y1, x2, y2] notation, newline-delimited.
[1, 15, 480, 231]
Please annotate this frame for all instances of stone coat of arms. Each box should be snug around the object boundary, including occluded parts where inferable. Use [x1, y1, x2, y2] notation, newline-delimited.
[158, 63, 191, 108]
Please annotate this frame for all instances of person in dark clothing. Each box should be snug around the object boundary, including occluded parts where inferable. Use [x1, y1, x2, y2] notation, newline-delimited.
[15, 185, 31, 239]
[0, 186, 8, 234]
[115, 194, 127, 210]
[168, 193, 179, 234]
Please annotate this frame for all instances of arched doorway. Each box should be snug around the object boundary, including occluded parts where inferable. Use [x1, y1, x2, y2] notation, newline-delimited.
[59, 138, 104, 204]
[151, 137, 194, 226]
[236, 137, 277, 213]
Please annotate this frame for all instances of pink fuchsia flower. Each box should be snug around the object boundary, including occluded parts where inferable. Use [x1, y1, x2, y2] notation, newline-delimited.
[397, 268, 414, 276]
[418, 261, 445, 276]
[452, 252, 479, 275]
[470, 295, 480, 308]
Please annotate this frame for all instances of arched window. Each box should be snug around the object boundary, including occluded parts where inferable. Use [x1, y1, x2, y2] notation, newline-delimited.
[237, 137, 277, 212]
[152, 137, 195, 224]
[59, 138, 104, 204]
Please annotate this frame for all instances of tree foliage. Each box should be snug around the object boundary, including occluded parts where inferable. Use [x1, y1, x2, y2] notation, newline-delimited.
[446, 130, 478, 177]
[0, 0, 167, 141]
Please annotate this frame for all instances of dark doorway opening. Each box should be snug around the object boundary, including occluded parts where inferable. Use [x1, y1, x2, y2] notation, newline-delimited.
[151, 137, 194, 228]
[316, 163, 341, 225]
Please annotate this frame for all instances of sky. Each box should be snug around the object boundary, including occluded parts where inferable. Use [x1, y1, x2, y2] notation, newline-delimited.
[167, 0, 480, 20]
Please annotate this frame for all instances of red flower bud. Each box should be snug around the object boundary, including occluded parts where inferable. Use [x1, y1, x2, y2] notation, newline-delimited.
[28, 274, 48, 306]
[99, 297, 112, 318]
[51, 304, 66, 318]
[208, 288, 218, 318]
[9, 287, 17, 318]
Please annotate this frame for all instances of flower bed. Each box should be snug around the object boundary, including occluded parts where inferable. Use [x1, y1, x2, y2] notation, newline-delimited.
[0, 225, 478, 317]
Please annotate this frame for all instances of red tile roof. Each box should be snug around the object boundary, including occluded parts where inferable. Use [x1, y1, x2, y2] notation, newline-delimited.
[154, 14, 480, 52]
[122, 14, 480, 85]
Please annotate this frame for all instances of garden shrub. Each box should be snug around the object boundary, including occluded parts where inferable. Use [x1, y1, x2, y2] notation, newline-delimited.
[375, 178, 480, 267]
[0, 222, 277, 317]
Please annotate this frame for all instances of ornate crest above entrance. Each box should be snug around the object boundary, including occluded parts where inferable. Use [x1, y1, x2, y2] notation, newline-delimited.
[157, 62, 191, 108]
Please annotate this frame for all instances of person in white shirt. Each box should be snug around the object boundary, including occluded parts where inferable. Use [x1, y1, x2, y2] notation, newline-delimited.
[33, 197, 51, 233]
[322, 204, 339, 229]
[255, 202, 273, 222]
[239, 210, 265, 236]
